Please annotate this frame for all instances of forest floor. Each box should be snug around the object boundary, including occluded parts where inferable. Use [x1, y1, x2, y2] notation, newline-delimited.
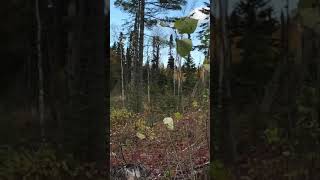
[110, 107, 320, 179]
[110, 109, 210, 179]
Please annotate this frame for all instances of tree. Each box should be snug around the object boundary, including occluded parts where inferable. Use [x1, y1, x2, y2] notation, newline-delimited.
[35, 0, 45, 141]
[212, 0, 237, 174]
[136, 0, 145, 113]
[167, 34, 175, 70]
[63, 0, 107, 168]
[125, 32, 134, 85]
[229, 0, 279, 144]
[117, 32, 126, 107]
[182, 55, 196, 94]
[114, 0, 187, 113]
[151, 36, 161, 73]
[195, 2, 210, 56]
[230, 0, 278, 82]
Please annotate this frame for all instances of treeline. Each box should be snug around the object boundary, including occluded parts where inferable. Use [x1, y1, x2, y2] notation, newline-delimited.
[110, 33, 209, 115]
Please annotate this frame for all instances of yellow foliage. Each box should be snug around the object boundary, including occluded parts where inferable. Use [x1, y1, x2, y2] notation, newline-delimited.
[111, 108, 133, 125]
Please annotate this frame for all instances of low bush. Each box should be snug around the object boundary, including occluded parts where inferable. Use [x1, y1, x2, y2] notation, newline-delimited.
[0, 144, 107, 180]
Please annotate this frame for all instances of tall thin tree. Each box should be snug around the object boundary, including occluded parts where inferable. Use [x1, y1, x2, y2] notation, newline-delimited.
[35, 0, 45, 141]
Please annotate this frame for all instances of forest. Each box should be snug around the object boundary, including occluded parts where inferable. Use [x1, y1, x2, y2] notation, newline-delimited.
[110, 0, 210, 179]
[0, 0, 320, 179]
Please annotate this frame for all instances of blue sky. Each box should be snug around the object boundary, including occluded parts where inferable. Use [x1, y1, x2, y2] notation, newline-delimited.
[110, 0, 299, 67]
[110, 0, 209, 67]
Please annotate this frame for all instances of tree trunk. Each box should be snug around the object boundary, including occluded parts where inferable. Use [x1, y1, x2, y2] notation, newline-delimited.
[215, 0, 237, 171]
[65, 0, 107, 168]
[120, 43, 125, 108]
[173, 62, 176, 96]
[84, 0, 107, 167]
[136, 0, 145, 113]
[176, 34, 183, 112]
[131, 12, 139, 111]
[35, 0, 45, 141]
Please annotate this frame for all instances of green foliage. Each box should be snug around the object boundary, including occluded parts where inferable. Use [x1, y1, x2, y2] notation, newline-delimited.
[136, 132, 146, 140]
[182, 56, 197, 93]
[174, 17, 198, 34]
[176, 39, 192, 58]
[298, 7, 320, 32]
[174, 112, 183, 121]
[135, 117, 147, 132]
[134, 117, 156, 140]
[294, 86, 320, 153]
[0, 146, 105, 180]
[192, 100, 199, 108]
[164, 169, 172, 178]
[111, 108, 134, 125]
[209, 161, 233, 180]
[264, 127, 281, 144]
[230, 0, 278, 70]
[0, 147, 58, 179]
[148, 87, 179, 116]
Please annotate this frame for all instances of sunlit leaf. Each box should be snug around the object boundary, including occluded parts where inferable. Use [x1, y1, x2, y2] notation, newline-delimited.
[174, 17, 198, 34]
[136, 132, 146, 140]
[148, 131, 156, 140]
[176, 39, 192, 58]
[174, 112, 183, 121]
[192, 101, 198, 108]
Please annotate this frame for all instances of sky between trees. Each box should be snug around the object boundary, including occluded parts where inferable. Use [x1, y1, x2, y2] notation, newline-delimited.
[110, 0, 209, 66]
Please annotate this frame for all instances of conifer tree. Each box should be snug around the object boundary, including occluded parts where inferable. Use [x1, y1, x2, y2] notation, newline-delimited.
[182, 55, 196, 94]
[230, 0, 278, 71]
[114, 0, 186, 113]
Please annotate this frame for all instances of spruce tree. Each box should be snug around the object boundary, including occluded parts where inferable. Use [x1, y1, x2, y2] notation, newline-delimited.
[182, 56, 196, 94]
[229, 0, 279, 96]
[116, 32, 125, 61]
[230, 0, 278, 71]
[151, 36, 160, 72]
